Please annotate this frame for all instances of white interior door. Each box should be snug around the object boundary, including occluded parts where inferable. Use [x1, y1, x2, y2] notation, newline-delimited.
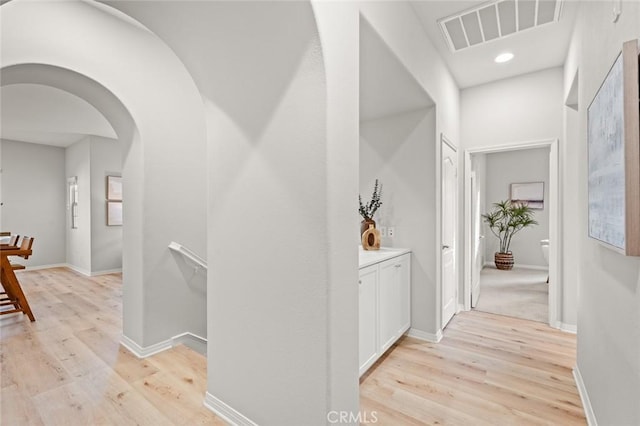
[441, 139, 457, 328]
[471, 172, 483, 308]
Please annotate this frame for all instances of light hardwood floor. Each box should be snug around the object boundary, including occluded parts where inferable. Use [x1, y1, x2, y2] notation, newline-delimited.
[2, 268, 585, 425]
[1, 267, 224, 426]
[360, 311, 586, 425]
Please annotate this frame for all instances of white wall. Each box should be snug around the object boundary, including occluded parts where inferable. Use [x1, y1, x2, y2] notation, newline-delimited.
[563, 2, 640, 424]
[359, 1, 460, 336]
[66, 137, 92, 274]
[203, 4, 344, 422]
[461, 67, 563, 149]
[360, 108, 437, 334]
[89, 136, 122, 273]
[0, 139, 66, 267]
[484, 148, 550, 267]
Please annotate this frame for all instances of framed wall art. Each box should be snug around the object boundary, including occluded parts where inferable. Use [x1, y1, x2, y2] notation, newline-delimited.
[106, 175, 122, 226]
[106, 175, 122, 201]
[107, 201, 123, 226]
[587, 39, 640, 256]
[510, 182, 544, 210]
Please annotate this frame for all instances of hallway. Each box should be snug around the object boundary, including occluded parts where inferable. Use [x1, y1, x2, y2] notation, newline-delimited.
[1, 269, 585, 425]
[360, 311, 585, 425]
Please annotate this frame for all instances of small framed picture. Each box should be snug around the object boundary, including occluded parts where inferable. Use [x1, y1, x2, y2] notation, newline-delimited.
[510, 182, 544, 210]
[107, 201, 123, 226]
[106, 176, 122, 201]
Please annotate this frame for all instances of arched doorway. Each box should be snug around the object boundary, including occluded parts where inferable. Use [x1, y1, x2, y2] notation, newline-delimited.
[1, 0, 208, 350]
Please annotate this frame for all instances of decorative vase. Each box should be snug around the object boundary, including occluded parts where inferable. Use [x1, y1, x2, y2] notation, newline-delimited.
[361, 224, 381, 251]
[360, 219, 376, 237]
[495, 252, 514, 270]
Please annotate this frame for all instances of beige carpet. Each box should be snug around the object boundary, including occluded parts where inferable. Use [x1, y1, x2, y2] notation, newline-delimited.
[474, 266, 548, 323]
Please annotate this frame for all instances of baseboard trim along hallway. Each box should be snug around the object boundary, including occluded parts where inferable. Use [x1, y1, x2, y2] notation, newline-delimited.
[573, 366, 598, 426]
[121, 331, 207, 358]
[407, 327, 443, 343]
[204, 392, 258, 426]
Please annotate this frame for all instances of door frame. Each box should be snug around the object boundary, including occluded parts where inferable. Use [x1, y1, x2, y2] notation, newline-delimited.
[439, 134, 459, 331]
[462, 138, 560, 328]
[469, 170, 482, 308]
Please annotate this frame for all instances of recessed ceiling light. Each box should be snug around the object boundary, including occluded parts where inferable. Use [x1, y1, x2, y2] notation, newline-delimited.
[495, 52, 514, 63]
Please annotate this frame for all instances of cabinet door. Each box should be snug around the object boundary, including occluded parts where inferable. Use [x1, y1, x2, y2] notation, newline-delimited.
[378, 258, 401, 352]
[359, 265, 378, 375]
[397, 254, 411, 335]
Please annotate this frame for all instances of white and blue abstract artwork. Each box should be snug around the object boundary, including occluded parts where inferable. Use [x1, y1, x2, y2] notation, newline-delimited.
[588, 52, 625, 250]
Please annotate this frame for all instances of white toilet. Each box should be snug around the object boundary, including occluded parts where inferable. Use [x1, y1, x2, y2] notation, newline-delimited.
[540, 239, 549, 265]
[541, 239, 549, 283]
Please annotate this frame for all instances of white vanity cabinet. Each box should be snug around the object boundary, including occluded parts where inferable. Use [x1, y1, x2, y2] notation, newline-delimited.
[358, 265, 379, 375]
[358, 249, 411, 376]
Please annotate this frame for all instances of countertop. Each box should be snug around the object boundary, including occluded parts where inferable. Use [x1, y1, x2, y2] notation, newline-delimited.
[358, 246, 411, 269]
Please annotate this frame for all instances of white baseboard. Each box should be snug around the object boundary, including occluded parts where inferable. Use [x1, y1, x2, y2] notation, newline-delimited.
[63, 264, 92, 277]
[172, 332, 207, 356]
[42, 264, 122, 277]
[573, 365, 597, 425]
[23, 263, 68, 271]
[560, 322, 577, 334]
[121, 334, 173, 358]
[90, 268, 122, 276]
[121, 332, 208, 359]
[204, 392, 258, 426]
[483, 262, 548, 271]
[407, 327, 443, 343]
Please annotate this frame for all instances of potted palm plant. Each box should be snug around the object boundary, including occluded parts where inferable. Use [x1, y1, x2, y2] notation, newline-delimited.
[482, 200, 538, 270]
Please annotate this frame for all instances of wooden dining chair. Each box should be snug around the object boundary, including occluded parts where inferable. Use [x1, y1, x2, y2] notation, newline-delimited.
[10, 236, 34, 271]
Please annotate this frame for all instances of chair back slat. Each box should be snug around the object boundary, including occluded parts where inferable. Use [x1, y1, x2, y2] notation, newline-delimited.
[9, 234, 20, 246]
[18, 236, 34, 260]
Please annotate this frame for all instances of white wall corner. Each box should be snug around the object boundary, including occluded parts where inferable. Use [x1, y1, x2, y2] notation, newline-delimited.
[172, 332, 207, 356]
[90, 268, 123, 276]
[560, 323, 577, 334]
[407, 327, 443, 343]
[64, 263, 92, 277]
[120, 334, 172, 359]
[573, 365, 597, 426]
[203, 392, 258, 426]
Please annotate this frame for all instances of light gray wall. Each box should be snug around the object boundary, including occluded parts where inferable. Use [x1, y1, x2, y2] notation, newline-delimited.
[359, 1, 460, 338]
[90, 136, 122, 273]
[461, 67, 563, 148]
[0, 139, 66, 267]
[484, 148, 550, 267]
[360, 107, 437, 335]
[564, 2, 640, 424]
[65, 138, 92, 274]
[202, 3, 349, 422]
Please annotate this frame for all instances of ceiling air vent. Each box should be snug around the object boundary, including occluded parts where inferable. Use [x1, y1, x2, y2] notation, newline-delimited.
[438, 0, 563, 52]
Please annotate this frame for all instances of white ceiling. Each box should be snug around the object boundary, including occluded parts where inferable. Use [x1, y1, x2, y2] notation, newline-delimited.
[411, 0, 579, 88]
[0, 1, 577, 140]
[360, 17, 434, 122]
[0, 84, 117, 147]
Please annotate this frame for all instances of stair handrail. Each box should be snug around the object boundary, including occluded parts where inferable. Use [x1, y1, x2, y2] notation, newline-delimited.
[168, 241, 207, 271]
